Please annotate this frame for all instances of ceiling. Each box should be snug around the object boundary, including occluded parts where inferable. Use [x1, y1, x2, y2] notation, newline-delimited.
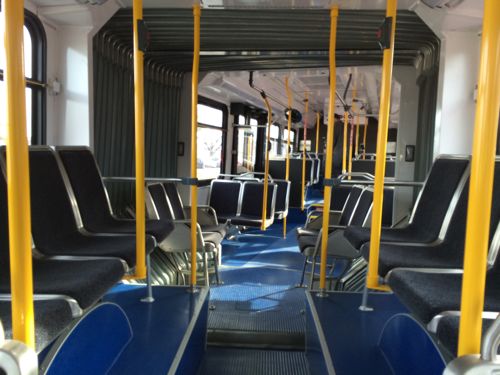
[98, 8, 439, 72]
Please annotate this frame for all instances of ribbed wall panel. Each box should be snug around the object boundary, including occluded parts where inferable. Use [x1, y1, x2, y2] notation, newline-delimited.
[93, 33, 184, 215]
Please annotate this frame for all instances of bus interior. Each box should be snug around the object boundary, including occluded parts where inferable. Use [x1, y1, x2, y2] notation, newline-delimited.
[0, 0, 499, 374]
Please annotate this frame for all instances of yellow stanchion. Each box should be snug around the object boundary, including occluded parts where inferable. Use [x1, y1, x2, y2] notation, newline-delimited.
[362, 116, 368, 159]
[365, 0, 397, 291]
[457, 0, 500, 356]
[319, 5, 339, 291]
[260, 96, 273, 231]
[284, 77, 293, 238]
[347, 89, 357, 179]
[301, 93, 309, 211]
[315, 112, 320, 154]
[355, 114, 360, 157]
[132, 0, 146, 279]
[4, 0, 35, 348]
[342, 111, 348, 173]
[190, 4, 201, 286]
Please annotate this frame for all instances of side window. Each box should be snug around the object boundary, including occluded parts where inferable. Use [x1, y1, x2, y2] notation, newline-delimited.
[197, 99, 227, 180]
[269, 124, 280, 157]
[0, 9, 46, 145]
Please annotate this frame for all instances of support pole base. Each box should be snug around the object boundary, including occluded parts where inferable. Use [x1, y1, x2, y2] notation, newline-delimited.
[141, 296, 155, 303]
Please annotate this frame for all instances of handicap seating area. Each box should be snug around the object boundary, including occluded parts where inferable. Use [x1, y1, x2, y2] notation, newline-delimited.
[0, 146, 212, 374]
[304, 155, 500, 373]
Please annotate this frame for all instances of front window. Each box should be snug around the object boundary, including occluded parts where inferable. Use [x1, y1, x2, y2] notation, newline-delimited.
[197, 101, 226, 180]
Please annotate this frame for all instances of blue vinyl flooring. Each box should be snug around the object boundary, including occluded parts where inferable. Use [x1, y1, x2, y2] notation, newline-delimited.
[103, 285, 207, 374]
[309, 291, 408, 375]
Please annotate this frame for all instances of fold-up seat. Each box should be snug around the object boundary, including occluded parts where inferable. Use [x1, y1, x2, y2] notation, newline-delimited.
[209, 180, 242, 223]
[0, 300, 74, 352]
[146, 183, 220, 284]
[274, 179, 291, 220]
[163, 182, 227, 238]
[21, 148, 156, 268]
[228, 181, 277, 228]
[296, 185, 364, 242]
[55, 147, 172, 243]
[344, 157, 470, 249]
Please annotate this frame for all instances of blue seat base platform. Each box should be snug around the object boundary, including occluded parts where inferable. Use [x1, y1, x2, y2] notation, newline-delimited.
[42, 285, 209, 375]
[306, 291, 445, 375]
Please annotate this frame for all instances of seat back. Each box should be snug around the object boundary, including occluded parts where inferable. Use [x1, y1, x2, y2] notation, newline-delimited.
[56, 147, 115, 232]
[26, 148, 82, 253]
[407, 157, 470, 238]
[146, 183, 174, 221]
[209, 180, 242, 219]
[274, 179, 291, 218]
[338, 185, 364, 226]
[162, 182, 186, 220]
[239, 181, 277, 220]
[349, 188, 374, 226]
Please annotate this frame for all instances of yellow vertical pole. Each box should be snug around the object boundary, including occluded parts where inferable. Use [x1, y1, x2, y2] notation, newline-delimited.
[132, 0, 146, 279]
[301, 93, 309, 211]
[348, 89, 357, 179]
[190, 4, 201, 286]
[355, 113, 360, 156]
[366, 0, 397, 291]
[457, 0, 500, 356]
[284, 77, 293, 238]
[362, 116, 368, 159]
[319, 5, 339, 291]
[4, 0, 35, 348]
[315, 112, 320, 154]
[342, 111, 348, 173]
[260, 96, 273, 231]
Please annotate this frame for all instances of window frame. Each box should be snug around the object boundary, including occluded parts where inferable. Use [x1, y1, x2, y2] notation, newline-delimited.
[197, 96, 228, 183]
[0, 8, 46, 145]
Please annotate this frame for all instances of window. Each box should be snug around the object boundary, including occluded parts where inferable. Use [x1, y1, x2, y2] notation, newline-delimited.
[0, 9, 46, 145]
[283, 128, 296, 154]
[197, 99, 227, 180]
[236, 117, 258, 173]
[269, 124, 280, 157]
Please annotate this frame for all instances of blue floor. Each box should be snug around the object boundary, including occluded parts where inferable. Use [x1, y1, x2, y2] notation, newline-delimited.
[307, 291, 408, 375]
[103, 285, 208, 374]
[209, 222, 307, 334]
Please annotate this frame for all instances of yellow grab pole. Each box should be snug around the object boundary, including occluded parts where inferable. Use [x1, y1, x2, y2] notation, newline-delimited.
[355, 113, 360, 156]
[342, 111, 348, 173]
[301, 93, 309, 211]
[362, 116, 368, 159]
[315, 112, 320, 154]
[319, 5, 339, 291]
[132, 0, 146, 279]
[365, 0, 397, 291]
[347, 89, 357, 179]
[457, 0, 500, 356]
[4, 0, 35, 348]
[190, 4, 201, 285]
[260, 96, 273, 231]
[284, 77, 293, 238]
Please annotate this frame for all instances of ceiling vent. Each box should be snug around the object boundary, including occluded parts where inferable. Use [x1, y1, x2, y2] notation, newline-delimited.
[421, 0, 464, 9]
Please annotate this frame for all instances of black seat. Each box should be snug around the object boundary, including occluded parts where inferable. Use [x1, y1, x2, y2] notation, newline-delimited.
[0, 157, 125, 311]
[162, 182, 226, 240]
[25, 148, 155, 268]
[344, 157, 470, 249]
[229, 181, 277, 228]
[436, 316, 497, 357]
[388, 160, 500, 324]
[56, 147, 172, 242]
[0, 300, 74, 352]
[209, 180, 242, 223]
